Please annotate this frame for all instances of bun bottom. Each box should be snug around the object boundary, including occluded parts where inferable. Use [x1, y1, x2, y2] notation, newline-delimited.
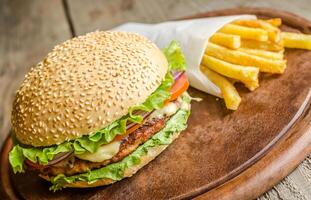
[40, 131, 181, 188]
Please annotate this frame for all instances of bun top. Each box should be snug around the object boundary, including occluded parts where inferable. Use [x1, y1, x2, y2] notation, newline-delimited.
[12, 31, 168, 147]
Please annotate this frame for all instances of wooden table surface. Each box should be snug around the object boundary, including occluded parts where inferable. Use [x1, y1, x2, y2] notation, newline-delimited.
[0, 0, 310, 199]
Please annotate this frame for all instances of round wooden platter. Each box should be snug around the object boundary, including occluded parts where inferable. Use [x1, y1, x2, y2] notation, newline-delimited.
[1, 7, 311, 200]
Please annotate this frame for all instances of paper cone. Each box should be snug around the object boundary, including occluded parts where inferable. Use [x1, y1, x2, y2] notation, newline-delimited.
[113, 15, 256, 97]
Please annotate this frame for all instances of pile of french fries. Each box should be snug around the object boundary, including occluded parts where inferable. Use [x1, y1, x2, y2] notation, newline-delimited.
[200, 18, 311, 110]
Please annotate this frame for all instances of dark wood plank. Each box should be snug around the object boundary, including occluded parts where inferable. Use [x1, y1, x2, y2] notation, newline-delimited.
[2, 7, 311, 200]
[0, 0, 71, 148]
[0, 0, 71, 198]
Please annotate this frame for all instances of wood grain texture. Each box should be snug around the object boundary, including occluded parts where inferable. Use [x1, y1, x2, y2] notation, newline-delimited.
[259, 155, 311, 200]
[66, 0, 215, 34]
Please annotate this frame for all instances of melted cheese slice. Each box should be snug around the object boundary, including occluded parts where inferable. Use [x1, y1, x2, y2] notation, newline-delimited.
[76, 141, 121, 162]
[149, 100, 180, 119]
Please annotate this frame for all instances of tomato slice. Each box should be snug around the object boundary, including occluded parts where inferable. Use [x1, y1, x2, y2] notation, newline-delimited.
[166, 73, 189, 103]
[115, 73, 189, 141]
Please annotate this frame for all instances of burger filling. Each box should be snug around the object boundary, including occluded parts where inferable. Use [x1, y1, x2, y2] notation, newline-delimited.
[28, 99, 183, 177]
[9, 40, 191, 191]
[49, 92, 191, 191]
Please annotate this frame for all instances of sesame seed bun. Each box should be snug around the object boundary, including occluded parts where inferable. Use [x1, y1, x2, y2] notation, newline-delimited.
[40, 131, 180, 188]
[12, 31, 168, 147]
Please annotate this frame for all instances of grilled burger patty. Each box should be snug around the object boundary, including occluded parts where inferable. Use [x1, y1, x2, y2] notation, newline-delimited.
[26, 116, 169, 176]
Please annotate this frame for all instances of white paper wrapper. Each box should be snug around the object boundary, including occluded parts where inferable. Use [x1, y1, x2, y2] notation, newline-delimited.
[113, 15, 256, 97]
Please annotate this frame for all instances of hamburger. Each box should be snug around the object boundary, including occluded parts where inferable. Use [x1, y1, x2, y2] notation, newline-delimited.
[9, 31, 191, 191]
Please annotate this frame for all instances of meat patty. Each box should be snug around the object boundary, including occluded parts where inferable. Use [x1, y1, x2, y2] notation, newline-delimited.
[26, 117, 169, 176]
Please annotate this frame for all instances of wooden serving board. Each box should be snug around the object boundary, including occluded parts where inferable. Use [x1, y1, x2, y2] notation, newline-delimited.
[1, 8, 311, 200]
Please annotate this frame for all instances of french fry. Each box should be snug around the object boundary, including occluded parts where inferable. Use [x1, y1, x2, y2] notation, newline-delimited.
[241, 39, 284, 52]
[233, 19, 262, 28]
[238, 47, 284, 60]
[259, 21, 281, 42]
[260, 20, 281, 43]
[266, 18, 282, 27]
[200, 65, 241, 110]
[278, 49, 285, 55]
[209, 33, 241, 49]
[201, 55, 259, 91]
[281, 32, 311, 50]
[205, 42, 286, 74]
[219, 24, 269, 41]
[233, 19, 281, 43]
[243, 81, 260, 92]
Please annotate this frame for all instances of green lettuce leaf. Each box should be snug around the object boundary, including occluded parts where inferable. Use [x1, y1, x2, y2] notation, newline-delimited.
[50, 93, 191, 191]
[9, 142, 73, 173]
[9, 40, 186, 174]
[163, 40, 187, 71]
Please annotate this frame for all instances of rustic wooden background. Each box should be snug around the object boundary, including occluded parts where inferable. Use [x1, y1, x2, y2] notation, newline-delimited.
[0, 0, 310, 199]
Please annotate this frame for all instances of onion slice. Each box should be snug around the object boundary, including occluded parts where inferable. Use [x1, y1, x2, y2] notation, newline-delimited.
[46, 151, 73, 166]
[126, 110, 154, 130]
[173, 71, 184, 80]
[26, 151, 73, 168]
